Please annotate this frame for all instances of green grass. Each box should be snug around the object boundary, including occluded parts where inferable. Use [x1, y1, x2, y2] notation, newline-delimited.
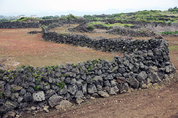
[87, 22, 134, 29]
[161, 31, 178, 35]
[59, 33, 68, 36]
[84, 8, 178, 24]
[169, 46, 178, 50]
[12, 17, 40, 22]
[56, 81, 65, 90]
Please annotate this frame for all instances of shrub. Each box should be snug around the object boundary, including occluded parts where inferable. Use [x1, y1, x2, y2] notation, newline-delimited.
[86, 24, 95, 31]
[41, 25, 45, 28]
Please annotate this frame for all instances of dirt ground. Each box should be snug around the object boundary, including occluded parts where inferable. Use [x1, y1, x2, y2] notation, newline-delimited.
[0, 25, 178, 118]
[0, 28, 121, 70]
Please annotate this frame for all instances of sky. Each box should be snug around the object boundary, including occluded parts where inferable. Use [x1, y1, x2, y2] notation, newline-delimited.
[0, 0, 178, 16]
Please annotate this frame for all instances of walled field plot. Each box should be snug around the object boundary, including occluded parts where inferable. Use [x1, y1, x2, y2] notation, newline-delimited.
[50, 24, 178, 71]
[0, 26, 178, 118]
[0, 28, 121, 70]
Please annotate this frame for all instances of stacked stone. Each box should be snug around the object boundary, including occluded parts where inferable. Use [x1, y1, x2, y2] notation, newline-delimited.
[0, 22, 40, 28]
[42, 32, 165, 53]
[106, 26, 156, 37]
[0, 37, 176, 114]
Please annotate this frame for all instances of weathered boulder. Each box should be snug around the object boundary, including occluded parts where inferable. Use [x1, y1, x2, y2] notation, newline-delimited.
[48, 95, 63, 107]
[126, 77, 139, 89]
[33, 91, 45, 102]
[109, 86, 119, 95]
[55, 100, 72, 110]
[98, 91, 109, 98]
[0, 100, 18, 113]
[88, 84, 97, 94]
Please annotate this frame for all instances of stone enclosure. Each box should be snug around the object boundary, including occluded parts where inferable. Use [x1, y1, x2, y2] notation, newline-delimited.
[0, 22, 176, 117]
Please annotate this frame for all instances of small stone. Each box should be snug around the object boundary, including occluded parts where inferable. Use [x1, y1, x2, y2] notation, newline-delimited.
[11, 85, 22, 92]
[98, 91, 109, 98]
[17, 97, 23, 103]
[88, 84, 97, 94]
[48, 95, 63, 107]
[82, 83, 87, 94]
[3, 111, 16, 118]
[43, 106, 49, 113]
[19, 88, 26, 96]
[76, 98, 84, 105]
[33, 91, 45, 102]
[127, 88, 132, 93]
[32, 112, 36, 116]
[117, 77, 126, 84]
[31, 106, 36, 111]
[15, 114, 21, 118]
[109, 86, 119, 95]
[55, 100, 72, 110]
[104, 86, 110, 92]
[67, 85, 78, 95]
[147, 83, 153, 88]
[141, 84, 148, 89]
[75, 91, 84, 99]
[153, 83, 159, 87]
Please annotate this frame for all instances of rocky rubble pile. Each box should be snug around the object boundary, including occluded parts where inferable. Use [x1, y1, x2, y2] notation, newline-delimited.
[106, 26, 157, 37]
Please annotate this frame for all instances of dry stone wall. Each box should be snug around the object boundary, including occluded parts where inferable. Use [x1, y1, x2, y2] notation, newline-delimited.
[0, 22, 40, 28]
[0, 19, 86, 29]
[42, 32, 164, 54]
[0, 47, 175, 115]
[0, 25, 176, 117]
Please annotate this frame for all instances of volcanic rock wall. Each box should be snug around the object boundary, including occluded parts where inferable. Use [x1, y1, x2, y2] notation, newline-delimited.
[0, 25, 176, 116]
[0, 19, 86, 29]
[0, 22, 40, 28]
[106, 27, 157, 37]
[42, 32, 162, 53]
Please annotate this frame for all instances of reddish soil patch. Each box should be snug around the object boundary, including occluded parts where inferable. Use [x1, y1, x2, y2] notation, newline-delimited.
[0, 28, 121, 69]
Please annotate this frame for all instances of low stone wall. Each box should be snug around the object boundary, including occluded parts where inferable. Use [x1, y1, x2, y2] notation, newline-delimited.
[106, 27, 157, 37]
[40, 19, 86, 26]
[0, 24, 176, 117]
[0, 19, 86, 29]
[42, 32, 164, 53]
[0, 39, 176, 115]
[0, 22, 40, 28]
